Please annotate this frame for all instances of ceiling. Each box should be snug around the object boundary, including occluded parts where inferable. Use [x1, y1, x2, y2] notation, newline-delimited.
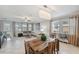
[0, 5, 79, 22]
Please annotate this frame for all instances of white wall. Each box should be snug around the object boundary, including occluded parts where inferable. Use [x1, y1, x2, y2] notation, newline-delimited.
[40, 20, 50, 36]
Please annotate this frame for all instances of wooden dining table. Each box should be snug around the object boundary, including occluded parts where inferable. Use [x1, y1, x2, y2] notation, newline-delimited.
[24, 37, 59, 54]
[29, 39, 48, 52]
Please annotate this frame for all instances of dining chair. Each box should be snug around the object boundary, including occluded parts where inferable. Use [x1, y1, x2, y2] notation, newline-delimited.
[55, 38, 59, 54]
[47, 41, 55, 54]
[24, 41, 31, 54]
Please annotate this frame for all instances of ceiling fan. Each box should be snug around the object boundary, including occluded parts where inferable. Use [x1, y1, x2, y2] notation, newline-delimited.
[14, 16, 39, 22]
[41, 5, 56, 12]
[15, 16, 40, 20]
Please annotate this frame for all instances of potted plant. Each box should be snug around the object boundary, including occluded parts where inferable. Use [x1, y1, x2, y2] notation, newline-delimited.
[41, 34, 47, 41]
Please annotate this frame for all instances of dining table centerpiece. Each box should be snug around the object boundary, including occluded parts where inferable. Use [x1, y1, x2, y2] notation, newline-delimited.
[41, 33, 47, 41]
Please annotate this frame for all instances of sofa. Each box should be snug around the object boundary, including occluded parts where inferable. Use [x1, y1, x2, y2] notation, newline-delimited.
[0, 32, 7, 48]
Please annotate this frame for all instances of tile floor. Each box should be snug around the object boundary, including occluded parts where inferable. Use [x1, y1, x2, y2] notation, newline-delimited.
[0, 37, 79, 54]
[0, 37, 25, 54]
[59, 42, 79, 54]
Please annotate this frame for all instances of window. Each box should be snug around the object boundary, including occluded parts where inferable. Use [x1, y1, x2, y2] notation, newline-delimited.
[22, 23, 27, 31]
[28, 23, 33, 31]
[15, 22, 22, 32]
